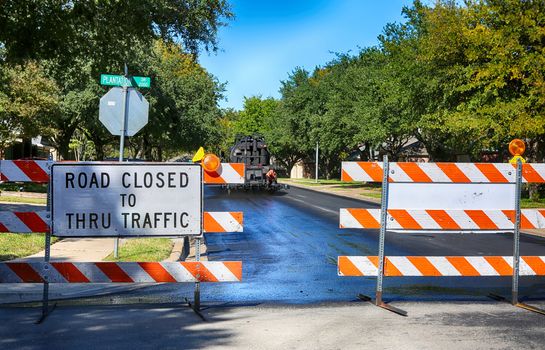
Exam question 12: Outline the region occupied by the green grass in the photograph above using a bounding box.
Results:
[521,198,545,209]
[0,183,47,193]
[0,195,47,205]
[281,177,380,188]
[104,238,174,262]
[360,192,381,199]
[0,233,58,261]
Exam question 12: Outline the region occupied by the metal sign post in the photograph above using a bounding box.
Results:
[193,170,205,312]
[376,155,388,304]
[38,160,54,323]
[99,64,150,257]
[194,237,201,311]
[374,155,406,316]
[512,159,522,305]
[500,158,545,315]
[114,64,130,258]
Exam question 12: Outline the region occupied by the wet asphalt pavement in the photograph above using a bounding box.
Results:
[121,186,545,305]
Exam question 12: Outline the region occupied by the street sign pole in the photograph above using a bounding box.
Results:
[114,63,130,259]
[119,64,129,163]
[99,65,150,258]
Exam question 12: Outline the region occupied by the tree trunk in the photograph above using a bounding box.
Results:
[157,146,163,162]
[54,123,77,160]
[143,134,153,160]
[95,142,105,160]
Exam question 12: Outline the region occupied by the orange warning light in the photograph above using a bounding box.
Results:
[202,153,220,172]
[509,139,526,156]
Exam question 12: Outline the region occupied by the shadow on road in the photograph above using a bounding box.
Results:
[0,303,242,350]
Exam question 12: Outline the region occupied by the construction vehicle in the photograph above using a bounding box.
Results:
[228,135,288,192]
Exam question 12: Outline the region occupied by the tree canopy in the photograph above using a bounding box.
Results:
[0,0,233,160]
[233,0,545,178]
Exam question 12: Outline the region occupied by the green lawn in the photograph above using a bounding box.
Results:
[360,192,381,199]
[521,198,545,209]
[0,183,47,193]
[0,233,57,261]
[280,177,379,188]
[282,177,545,207]
[104,238,174,262]
[0,195,47,205]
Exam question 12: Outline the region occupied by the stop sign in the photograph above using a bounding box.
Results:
[99,87,149,136]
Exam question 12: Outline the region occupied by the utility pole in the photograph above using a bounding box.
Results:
[315,141,319,183]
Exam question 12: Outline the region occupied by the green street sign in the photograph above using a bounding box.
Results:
[100,74,151,88]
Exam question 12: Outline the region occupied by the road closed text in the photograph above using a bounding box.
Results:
[64,171,189,189]
[52,164,202,237]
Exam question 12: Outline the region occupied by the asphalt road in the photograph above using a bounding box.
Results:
[2,302,545,350]
[115,186,545,305]
[2,187,545,350]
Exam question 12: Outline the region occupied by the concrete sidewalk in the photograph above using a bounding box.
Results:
[280,178,545,239]
[18,238,115,262]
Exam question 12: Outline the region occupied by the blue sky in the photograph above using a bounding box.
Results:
[199,1,414,110]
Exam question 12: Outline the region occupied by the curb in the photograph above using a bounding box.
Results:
[279,180,381,205]
[0,284,150,305]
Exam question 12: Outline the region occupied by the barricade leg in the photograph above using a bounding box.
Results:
[38,179,55,324]
[181,236,190,261]
[510,161,545,315]
[194,237,201,312]
[37,231,56,324]
[375,156,406,316]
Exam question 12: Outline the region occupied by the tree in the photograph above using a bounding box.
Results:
[274,68,316,174]
[0,1,233,63]
[127,40,225,161]
[402,0,545,161]
[0,61,60,153]
[234,96,279,136]
[0,0,233,159]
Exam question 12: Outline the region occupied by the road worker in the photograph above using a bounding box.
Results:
[266,167,277,186]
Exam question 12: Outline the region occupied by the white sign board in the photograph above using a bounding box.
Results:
[388,183,515,210]
[51,163,202,237]
[388,182,515,232]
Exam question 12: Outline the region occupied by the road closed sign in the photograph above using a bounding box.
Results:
[51,163,202,237]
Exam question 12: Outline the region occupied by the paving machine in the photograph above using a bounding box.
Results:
[228,135,288,192]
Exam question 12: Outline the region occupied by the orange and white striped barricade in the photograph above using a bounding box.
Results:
[0,211,244,234]
[340,209,545,230]
[1,160,245,185]
[341,161,545,183]
[0,160,245,321]
[203,163,245,184]
[0,160,52,183]
[339,156,544,315]
[0,261,242,283]
[338,256,545,277]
